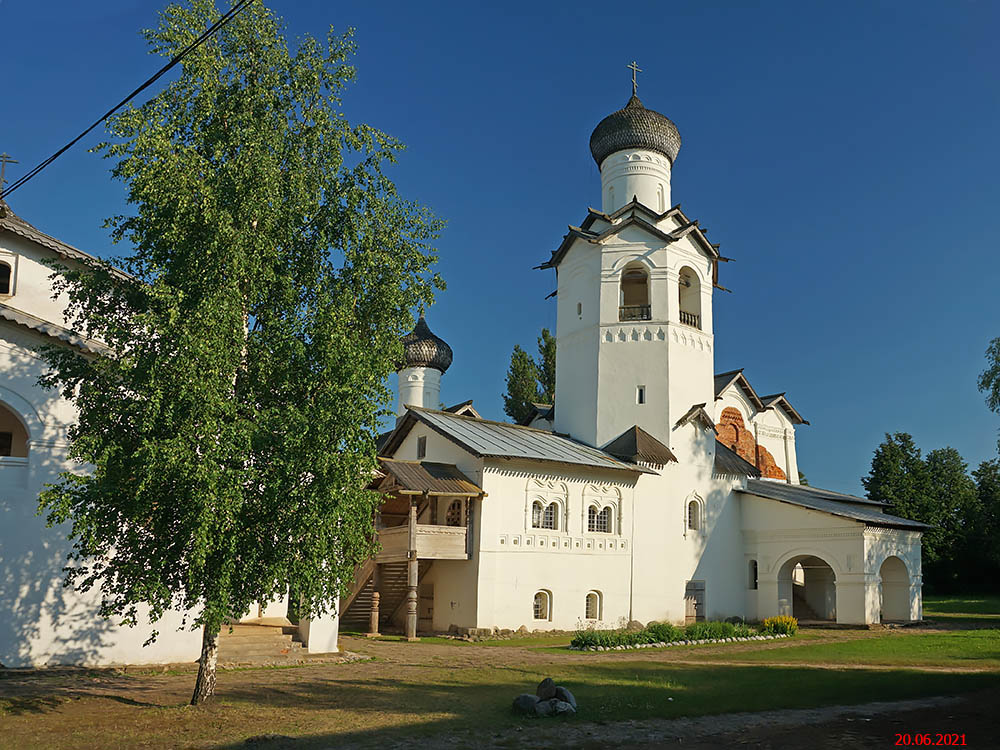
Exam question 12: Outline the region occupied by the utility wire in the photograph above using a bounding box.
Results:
[0,0,254,201]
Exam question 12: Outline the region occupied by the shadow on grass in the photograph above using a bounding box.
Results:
[208,663,998,750]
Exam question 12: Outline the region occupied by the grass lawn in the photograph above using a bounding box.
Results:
[691,628,1000,669]
[2,595,997,749]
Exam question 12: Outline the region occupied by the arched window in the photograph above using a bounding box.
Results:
[533,590,551,621]
[0,403,29,457]
[687,500,701,531]
[588,505,612,533]
[619,262,650,321]
[749,560,758,590]
[445,499,463,527]
[532,500,558,530]
[678,266,701,329]
[585,591,602,620]
[0,261,10,295]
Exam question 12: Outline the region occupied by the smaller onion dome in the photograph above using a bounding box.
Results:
[589,94,682,168]
[399,314,453,373]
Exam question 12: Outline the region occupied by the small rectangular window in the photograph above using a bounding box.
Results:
[0,262,11,295]
[416,435,427,460]
[0,432,12,456]
[636,386,646,405]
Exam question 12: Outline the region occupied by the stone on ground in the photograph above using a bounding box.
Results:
[536,677,557,700]
[554,686,577,709]
[513,693,540,714]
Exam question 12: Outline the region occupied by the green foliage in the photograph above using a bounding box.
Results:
[536,328,556,404]
[762,616,798,635]
[972,459,1000,573]
[37,0,441,695]
[863,434,986,589]
[501,345,539,424]
[502,327,556,423]
[979,336,1000,450]
[571,620,768,648]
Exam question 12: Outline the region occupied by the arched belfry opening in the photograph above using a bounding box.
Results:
[777,554,836,622]
[678,266,701,329]
[0,402,30,457]
[619,262,650,321]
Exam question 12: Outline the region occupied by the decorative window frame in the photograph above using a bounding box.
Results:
[525,478,569,533]
[684,491,705,537]
[582,483,622,536]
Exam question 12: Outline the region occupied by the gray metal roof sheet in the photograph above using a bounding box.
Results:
[408,407,646,473]
[376,459,482,496]
[714,440,761,477]
[740,479,927,530]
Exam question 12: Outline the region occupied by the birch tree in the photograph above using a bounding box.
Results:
[38,0,442,704]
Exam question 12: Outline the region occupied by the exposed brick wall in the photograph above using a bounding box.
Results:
[716,407,786,480]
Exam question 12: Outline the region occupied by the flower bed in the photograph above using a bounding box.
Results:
[570,618,796,651]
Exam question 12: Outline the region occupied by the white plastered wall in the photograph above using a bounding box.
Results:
[0,323,202,667]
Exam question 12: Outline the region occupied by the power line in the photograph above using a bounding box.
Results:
[0,0,254,201]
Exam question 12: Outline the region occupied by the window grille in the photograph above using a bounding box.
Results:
[687,500,700,531]
[533,591,549,620]
[588,505,611,533]
[585,592,600,620]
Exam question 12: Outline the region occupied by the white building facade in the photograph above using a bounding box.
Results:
[352,90,925,636]
[1,85,925,665]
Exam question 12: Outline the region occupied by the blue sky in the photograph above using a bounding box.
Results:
[2,1,998,494]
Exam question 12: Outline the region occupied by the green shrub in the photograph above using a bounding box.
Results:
[684,621,736,640]
[645,622,684,643]
[571,619,772,649]
[762,615,798,635]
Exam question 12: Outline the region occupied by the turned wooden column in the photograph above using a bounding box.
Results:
[405,498,420,641]
[366,564,381,637]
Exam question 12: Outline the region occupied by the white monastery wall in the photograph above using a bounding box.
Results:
[554,251,601,443]
[752,407,799,484]
[0,324,202,667]
[472,461,636,630]
[0,233,78,326]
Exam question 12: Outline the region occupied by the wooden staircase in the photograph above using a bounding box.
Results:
[339,560,431,632]
[217,619,305,663]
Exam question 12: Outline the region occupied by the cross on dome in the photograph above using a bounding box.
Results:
[627,61,642,95]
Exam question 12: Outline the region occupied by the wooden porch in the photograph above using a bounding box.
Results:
[340,458,485,640]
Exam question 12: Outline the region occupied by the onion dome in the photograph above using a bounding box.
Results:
[589,94,681,168]
[399,314,453,373]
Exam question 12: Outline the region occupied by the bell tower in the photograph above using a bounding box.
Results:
[547,69,716,450]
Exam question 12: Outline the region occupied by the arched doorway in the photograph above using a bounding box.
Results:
[778,554,836,622]
[879,556,910,622]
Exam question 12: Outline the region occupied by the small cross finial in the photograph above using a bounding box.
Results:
[627,61,642,96]
[0,153,19,194]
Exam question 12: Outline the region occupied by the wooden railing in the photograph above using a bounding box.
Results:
[680,310,701,329]
[376,524,468,562]
[619,304,651,321]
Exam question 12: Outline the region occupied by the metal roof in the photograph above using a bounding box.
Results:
[714,440,761,478]
[590,93,681,167]
[603,425,677,466]
[375,459,482,496]
[399,315,453,373]
[740,479,927,530]
[383,406,648,474]
[759,393,809,425]
[0,302,108,354]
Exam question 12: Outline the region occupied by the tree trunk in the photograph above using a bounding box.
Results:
[191,623,220,705]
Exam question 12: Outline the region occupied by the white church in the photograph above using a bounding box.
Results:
[0,82,924,667]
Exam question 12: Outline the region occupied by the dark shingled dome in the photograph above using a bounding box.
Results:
[589,94,681,167]
[399,315,453,373]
